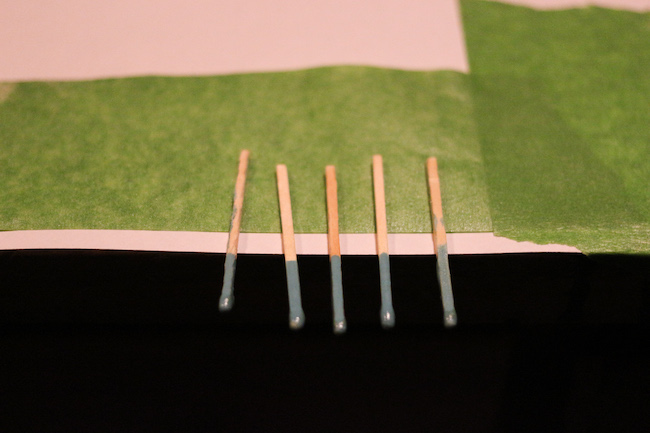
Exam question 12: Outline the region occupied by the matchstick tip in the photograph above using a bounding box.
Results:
[380,308,395,329]
[218,295,234,312]
[444,310,457,328]
[427,157,439,172]
[289,313,305,330]
[333,319,347,334]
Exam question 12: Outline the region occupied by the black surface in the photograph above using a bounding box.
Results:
[2,251,649,432]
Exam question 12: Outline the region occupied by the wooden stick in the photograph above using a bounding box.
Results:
[276,164,305,330]
[219,149,249,311]
[426,157,457,328]
[326,165,346,334]
[372,155,395,328]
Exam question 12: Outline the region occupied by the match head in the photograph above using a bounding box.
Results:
[380,308,395,329]
[333,319,347,334]
[289,313,305,330]
[218,295,234,312]
[444,310,457,328]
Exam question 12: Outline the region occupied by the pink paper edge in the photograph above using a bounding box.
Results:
[0,0,468,81]
[0,230,581,255]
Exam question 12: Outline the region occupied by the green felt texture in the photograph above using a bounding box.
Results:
[0,68,492,234]
[462,1,650,254]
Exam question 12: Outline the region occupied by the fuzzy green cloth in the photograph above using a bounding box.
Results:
[0,69,491,234]
[462,1,650,254]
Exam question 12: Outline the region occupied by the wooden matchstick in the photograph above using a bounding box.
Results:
[426,157,457,328]
[276,164,305,330]
[219,149,250,311]
[326,165,346,334]
[372,155,395,328]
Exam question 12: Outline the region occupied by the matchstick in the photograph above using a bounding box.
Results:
[219,149,250,311]
[276,164,305,330]
[372,155,395,328]
[426,157,457,328]
[326,165,346,334]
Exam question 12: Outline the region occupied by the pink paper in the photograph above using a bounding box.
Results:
[0,0,468,81]
[0,230,580,255]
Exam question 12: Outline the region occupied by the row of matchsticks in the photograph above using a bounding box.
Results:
[218,150,457,334]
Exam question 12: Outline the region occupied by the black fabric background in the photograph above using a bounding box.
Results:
[2,251,649,432]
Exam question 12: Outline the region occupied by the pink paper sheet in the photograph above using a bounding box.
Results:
[0,0,468,81]
[0,231,580,255]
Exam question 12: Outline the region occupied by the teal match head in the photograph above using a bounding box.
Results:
[289,313,305,330]
[380,308,395,329]
[444,310,457,328]
[218,295,234,312]
[333,319,347,334]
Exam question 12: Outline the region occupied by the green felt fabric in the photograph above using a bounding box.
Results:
[0,68,491,234]
[462,1,650,254]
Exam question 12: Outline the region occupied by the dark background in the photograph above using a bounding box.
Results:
[2,250,649,432]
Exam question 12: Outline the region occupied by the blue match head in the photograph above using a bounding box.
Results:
[218,295,234,312]
[444,310,457,328]
[380,308,395,329]
[333,319,347,334]
[289,313,305,330]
